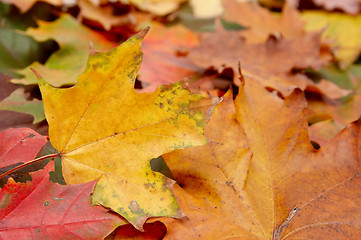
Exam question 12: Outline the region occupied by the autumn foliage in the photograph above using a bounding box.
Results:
[1,0,361,239]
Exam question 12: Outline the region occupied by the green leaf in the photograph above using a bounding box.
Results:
[0,88,45,123]
[0,2,55,77]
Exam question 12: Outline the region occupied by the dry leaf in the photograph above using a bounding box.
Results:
[188,22,341,98]
[159,78,361,239]
[222,0,305,44]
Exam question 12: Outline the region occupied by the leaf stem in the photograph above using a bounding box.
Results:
[0,153,60,180]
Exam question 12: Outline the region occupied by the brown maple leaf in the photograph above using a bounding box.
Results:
[157,78,361,239]
[222,0,306,44]
[187,21,348,99]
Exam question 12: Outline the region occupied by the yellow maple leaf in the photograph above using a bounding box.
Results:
[36,28,220,230]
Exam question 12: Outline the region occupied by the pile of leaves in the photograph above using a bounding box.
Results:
[1,0,361,239]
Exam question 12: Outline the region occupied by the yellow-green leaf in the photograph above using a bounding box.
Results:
[301,11,361,69]
[11,14,116,87]
[0,88,45,123]
[37,28,220,230]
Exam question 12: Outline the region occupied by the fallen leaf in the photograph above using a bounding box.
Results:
[11,14,117,87]
[0,162,124,239]
[301,11,361,69]
[37,28,220,230]
[78,0,135,31]
[0,88,45,124]
[139,22,202,92]
[222,0,305,44]
[0,128,47,169]
[160,78,361,239]
[1,0,61,13]
[188,22,341,98]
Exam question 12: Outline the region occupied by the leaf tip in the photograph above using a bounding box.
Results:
[136,26,150,40]
[30,68,47,86]
[30,68,42,80]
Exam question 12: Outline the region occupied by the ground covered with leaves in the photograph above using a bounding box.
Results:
[1,0,361,239]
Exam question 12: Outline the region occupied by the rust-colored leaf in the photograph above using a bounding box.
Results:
[222,0,305,44]
[159,79,361,239]
[139,22,202,92]
[187,22,343,98]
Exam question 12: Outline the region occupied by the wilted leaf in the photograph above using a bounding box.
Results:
[0,162,124,239]
[0,128,46,169]
[301,11,361,69]
[11,14,117,87]
[139,22,202,92]
[160,79,361,239]
[37,29,220,230]
[0,88,45,123]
